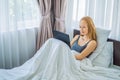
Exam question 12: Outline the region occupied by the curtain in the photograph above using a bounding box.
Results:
[36,0,53,50]
[65,0,86,40]
[85,0,120,41]
[0,0,39,69]
[110,0,120,41]
[36,0,67,50]
[53,0,67,32]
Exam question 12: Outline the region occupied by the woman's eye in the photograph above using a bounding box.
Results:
[83,26,86,28]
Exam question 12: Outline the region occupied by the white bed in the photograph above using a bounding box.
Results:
[0,28,120,80]
[0,38,120,80]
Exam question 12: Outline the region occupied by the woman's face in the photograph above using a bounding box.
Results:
[79,20,88,36]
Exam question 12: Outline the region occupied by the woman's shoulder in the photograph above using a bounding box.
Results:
[88,40,97,46]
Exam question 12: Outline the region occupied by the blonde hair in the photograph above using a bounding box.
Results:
[80,16,97,41]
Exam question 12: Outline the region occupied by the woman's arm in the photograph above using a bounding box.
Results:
[70,35,79,46]
[75,40,97,60]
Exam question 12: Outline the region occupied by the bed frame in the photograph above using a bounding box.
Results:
[73,29,120,66]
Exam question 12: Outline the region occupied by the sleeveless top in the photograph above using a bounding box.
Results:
[71,36,91,56]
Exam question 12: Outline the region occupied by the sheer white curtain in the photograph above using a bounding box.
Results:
[0,0,40,69]
[85,0,120,41]
[65,0,86,40]
[66,0,120,41]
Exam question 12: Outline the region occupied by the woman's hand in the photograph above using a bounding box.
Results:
[75,40,97,60]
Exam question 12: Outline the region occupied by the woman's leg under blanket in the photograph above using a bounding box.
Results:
[0,38,80,80]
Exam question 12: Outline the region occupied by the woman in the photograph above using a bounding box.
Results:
[71,16,97,60]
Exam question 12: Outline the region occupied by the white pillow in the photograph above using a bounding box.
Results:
[92,42,113,67]
[89,27,110,61]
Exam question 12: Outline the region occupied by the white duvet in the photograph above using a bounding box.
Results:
[0,38,120,80]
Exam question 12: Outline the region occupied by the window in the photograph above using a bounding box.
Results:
[0,0,40,32]
[71,0,86,29]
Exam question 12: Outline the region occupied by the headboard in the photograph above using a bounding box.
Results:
[73,29,120,66]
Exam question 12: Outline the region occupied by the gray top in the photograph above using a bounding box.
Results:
[71,36,91,56]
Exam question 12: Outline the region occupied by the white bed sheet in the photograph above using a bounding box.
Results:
[0,38,120,80]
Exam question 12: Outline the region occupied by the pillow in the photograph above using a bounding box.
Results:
[92,42,113,67]
[89,28,111,61]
